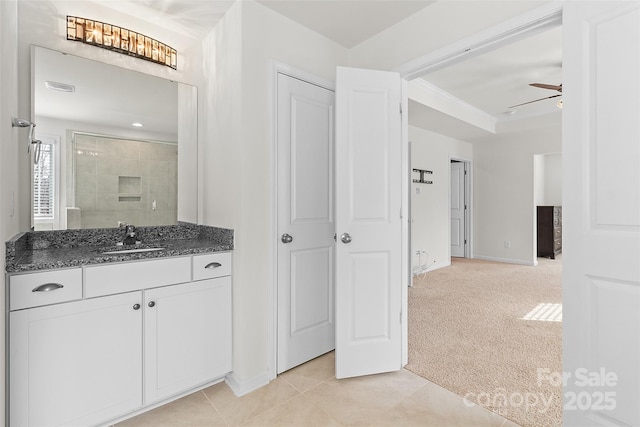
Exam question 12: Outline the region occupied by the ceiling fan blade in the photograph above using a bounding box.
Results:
[508,94,562,109]
[530,83,562,92]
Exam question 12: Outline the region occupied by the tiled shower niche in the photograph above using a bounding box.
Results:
[71,133,177,229]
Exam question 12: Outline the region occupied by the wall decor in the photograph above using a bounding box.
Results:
[412,168,433,184]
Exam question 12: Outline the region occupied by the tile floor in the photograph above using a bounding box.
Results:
[117,352,519,426]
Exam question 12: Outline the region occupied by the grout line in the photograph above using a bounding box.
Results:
[200,389,230,427]
[238,392,303,426]
[298,392,346,427]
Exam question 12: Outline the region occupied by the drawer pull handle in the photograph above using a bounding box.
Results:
[148,301,156,308]
[204,262,222,269]
[32,283,64,293]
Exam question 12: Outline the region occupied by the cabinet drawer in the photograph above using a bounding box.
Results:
[10,269,82,311]
[554,227,562,239]
[554,238,562,251]
[85,257,191,298]
[193,252,232,281]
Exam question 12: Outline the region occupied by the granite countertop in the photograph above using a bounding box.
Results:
[5,223,234,273]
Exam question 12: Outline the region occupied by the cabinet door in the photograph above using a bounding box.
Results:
[10,292,143,427]
[144,277,232,404]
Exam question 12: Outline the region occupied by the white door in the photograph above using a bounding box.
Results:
[144,277,232,404]
[335,66,404,379]
[277,73,335,373]
[10,292,142,427]
[563,2,640,426]
[450,161,465,258]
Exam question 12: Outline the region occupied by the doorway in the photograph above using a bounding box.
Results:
[450,159,470,258]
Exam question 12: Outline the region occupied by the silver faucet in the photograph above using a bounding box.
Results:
[122,224,137,245]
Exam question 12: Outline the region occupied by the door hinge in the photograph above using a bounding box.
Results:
[400,103,403,115]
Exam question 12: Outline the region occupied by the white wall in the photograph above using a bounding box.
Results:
[543,152,562,206]
[0,0,19,421]
[196,0,349,392]
[409,125,472,273]
[534,154,545,206]
[534,152,562,207]
[473,114,562,265]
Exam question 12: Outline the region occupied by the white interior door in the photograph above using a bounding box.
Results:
[335,66,404,379]
[563,2,640,426]
[277,72,335,374]
[450,161,465,258]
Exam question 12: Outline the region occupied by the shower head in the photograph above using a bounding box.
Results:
[11,117,34,128]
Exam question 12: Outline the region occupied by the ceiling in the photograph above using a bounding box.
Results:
[84,0,236,50]
[84,0,434,50]
[253,0,562,141]
[50,0,562,143]
[421,26,562,117]
[256,0,435,48]
[411,25,562,141]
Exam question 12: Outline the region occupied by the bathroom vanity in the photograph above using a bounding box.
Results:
[5,223,233,426]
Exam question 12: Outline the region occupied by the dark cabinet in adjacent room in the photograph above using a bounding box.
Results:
[537,206,562,259]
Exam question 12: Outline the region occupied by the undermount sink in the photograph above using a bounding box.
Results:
[101,247,165,255]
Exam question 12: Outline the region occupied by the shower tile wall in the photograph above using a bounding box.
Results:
[73,134,177,229]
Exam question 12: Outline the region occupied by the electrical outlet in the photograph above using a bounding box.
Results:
[504,240,511,248]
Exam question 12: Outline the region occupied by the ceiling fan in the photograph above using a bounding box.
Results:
[508,83,562,108]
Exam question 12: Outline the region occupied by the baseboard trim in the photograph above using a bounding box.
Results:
[225,371,271,397]
[412,260,450,276]
[473,255,536,266]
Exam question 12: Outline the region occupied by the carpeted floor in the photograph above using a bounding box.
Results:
[406,257,562,427]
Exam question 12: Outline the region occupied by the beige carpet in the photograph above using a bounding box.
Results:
[406,257,562,427]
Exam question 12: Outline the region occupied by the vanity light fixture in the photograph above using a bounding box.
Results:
[556,99,563,109]
[66,16,177,70]
[131,122,144,127]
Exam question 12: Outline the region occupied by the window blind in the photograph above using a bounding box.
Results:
[33,142,55,218]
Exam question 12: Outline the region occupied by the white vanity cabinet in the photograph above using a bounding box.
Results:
[10,291,143,427]
[8,251,232,427]
[144,276,232,404]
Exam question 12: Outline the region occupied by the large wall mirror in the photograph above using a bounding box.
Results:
[31,45,197,230]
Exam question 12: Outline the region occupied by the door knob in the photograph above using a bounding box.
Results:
[281,233,293,244]
[340,233,352,244]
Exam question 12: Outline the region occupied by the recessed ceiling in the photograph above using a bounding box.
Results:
[419,25,562,118]
[257,0,435,48]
